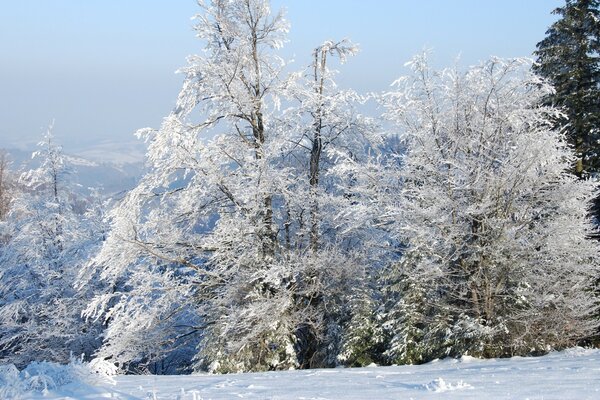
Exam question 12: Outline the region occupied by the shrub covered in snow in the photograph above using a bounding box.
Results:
[0,356,117,398]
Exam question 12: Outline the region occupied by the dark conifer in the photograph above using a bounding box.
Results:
[534,0,600,176]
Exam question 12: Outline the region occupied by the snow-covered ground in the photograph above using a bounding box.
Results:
[7,348,600,399]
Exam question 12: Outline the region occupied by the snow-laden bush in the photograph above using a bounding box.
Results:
[0,356,117,398]
[0,364,23,399]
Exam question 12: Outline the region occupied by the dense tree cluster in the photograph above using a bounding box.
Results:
[0,0,599,374]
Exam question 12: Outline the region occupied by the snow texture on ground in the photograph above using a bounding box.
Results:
[10,348,600,399]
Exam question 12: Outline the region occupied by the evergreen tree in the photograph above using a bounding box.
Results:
[534,0,600,176]
[337,284,385,367]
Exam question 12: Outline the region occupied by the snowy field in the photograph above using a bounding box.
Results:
[4,348,598,400]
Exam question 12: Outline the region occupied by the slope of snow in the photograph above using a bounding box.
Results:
[12,348,600,399]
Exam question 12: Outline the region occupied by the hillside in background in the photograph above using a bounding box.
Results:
[2,142,145,197]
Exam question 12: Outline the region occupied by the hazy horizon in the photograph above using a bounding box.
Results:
[0,0,562,156]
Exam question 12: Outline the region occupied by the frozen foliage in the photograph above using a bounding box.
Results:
[4,0,594,375]
[79,0,600,373]
[86,0,378,373]
[0,356,115,398]
[336,289,386,367]
[378,54,600,362]
[86,0,295,373]
[0,128,103,367]
[278,38,383,368]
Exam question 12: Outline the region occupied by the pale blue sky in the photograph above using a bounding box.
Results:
[0,1,562,154]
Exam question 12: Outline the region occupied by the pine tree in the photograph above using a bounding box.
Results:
[337,284,385,367]
[381,268,430,365]
[534,0,600,176]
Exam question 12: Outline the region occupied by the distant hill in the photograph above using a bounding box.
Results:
[2,145,145,197]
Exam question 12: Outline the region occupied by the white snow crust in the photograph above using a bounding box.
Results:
[3,348,599,399]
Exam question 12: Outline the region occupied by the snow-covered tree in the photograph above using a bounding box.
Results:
[279,39,384,368]
[379,55,600,362]
[87,0,384,372]
[0,150,14,222]
[0,129,103,367]
[336,284,385,367]
[86,0,298,373]
[534,0,600,177]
